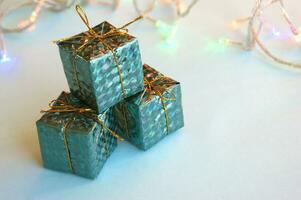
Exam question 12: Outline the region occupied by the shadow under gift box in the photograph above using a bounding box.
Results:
[111,64,184,150]
[57,21,144,114]
[36,92,117,179]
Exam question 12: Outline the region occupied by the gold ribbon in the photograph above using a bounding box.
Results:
[41,97,122,174]
[56,5,143,99]
[139,76,177,134]
[120,102,130,138]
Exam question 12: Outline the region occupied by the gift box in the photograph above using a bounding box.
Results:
[36,92,118,179]
[56,18,144,113]
[112,64,184,150]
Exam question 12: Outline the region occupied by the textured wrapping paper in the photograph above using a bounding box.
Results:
[112,64,184,150]
[36,92,117,179]
[57,21,144,113]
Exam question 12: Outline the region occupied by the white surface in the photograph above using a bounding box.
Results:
[1,1,301,199]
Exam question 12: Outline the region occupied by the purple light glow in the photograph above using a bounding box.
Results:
[0,53,11,63]
[0,52,16,73]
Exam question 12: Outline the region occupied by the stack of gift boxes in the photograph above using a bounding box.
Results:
[36,11,184,179]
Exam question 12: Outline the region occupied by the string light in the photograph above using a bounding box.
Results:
[0,0,120,65]
[219,38,231,46]
[0,54,10,63]
[0,0,197,63]
[0,29,15,71]
[204,38,229,54]
[0,0,122,34]
[226,0,301,69]
[86,0,120,9]
[40,0,76,11]
[155,20,177,40]
[133,0,198,42]
[294,28,301,43]
[0,31,13,66]
[231,20,239,29]
[174,0,198,17]
[0,0,9,64]
[0,0,198,36]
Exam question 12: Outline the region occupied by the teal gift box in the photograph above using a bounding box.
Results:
[36,92,118,179]
[56,19,144,113]
[112,64,184,150]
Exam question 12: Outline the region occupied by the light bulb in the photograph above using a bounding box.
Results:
[0,52,11,63]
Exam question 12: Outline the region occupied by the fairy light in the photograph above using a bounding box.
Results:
[0,0,198,35]
[0,1,41,33]
[0,0,197,37]
[1,0,117,33]
[231,20,240,29]
[0,35,12,66]
[177,3,186,14]
[292,27,301,42]
[218,38,231,45]
[0,32,14,71]
[203,38,230,54]
[0,0,198,63]
[85,0,120,9]
[0,0,9,64]
[0,52,10,63]
[133,0,198,42]
[155,20,177,39]
[271,26,280,37]
[0,0,78,65]
[42,0,76,11]
[175,0,198,17]
[226,0,301,69]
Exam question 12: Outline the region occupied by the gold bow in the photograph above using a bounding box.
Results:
[139,76,177,133]
[56,5,143,99]
[41,96,122,173]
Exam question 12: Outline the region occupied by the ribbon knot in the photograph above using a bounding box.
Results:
[41,99,94,114]
[140,75,177,133]
[73,4,143,56]
[56,5,143,99]
[41,94,123,174]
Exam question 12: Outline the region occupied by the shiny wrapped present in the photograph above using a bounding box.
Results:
[56,6,144,113]
[36,92,120,179]
[112,64,184,150]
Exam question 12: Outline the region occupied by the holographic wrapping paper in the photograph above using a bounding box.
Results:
[112,64,184,150]
[36,92,117,179]
[57,21,144,114]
